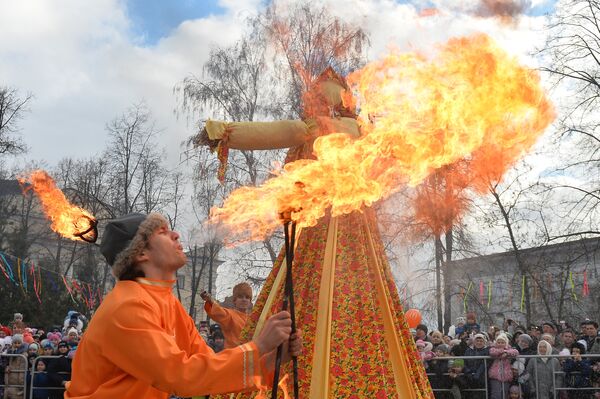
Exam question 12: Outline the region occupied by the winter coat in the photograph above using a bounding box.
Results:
[451,340,469,357]
[4,345,28,399]
[518,346,536,367]
[563,359,592,388]
[526,357,562,399]
[464,346,490,387]
[46,355,71,399]
[464,322,481,334]
[428,358,452,390]
[31,371,51,399]
[489,345,519,382]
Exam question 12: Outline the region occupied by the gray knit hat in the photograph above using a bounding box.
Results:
[100,213,168,279]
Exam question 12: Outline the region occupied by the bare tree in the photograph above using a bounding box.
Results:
[176,23,285,275]
[176,2,370,287]
[261,1,369,117]
[538,0,600,238]
[105,102,172,216]
[0,86,31,156]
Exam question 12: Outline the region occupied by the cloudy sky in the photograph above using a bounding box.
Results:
[1,0,557,170]
[0,0,561,299]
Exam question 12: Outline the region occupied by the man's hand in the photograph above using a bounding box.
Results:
[254,311,292,355]
[200,291,213,304]
[260,331,303,373]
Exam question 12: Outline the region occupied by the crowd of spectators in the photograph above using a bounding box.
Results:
[4,306,600,399]
[0,311,82,399]
[415,312,600,399]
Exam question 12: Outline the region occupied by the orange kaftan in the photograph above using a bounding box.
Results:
[205,302,248,348]
[66,278,267,399]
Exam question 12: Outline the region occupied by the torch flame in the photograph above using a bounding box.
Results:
[210,33,555,245]
[19,170,98,242]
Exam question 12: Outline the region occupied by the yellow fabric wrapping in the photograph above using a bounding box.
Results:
[205,120,311,150]
[251,228,302,340]
[251,259,288,339]
[362,213,416,399]
[313,116,361,138]
[308,217,338,399]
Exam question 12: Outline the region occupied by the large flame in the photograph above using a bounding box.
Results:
[210,34,554,245]
[19,170,97,242]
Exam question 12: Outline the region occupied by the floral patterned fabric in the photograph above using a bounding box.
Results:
[222,209,432,399]
[209,73,433,399]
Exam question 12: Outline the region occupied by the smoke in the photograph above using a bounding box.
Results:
[425,0,532,24]
[475,0,532,22]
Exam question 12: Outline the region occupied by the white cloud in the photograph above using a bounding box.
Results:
[0,0,551,167]
[0,0,249,167]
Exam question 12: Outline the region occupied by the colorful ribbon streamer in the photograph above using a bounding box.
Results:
[479,281,484,303]
[520,275,525,313]
[583,270,590,297]
[464,281,473,313]
[487,280,492,309]
[0,253,15,283]
[570,271,578,302]
[62,275,77,303]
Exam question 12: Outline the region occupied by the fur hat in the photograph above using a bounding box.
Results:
[47,332,61,342]
[517,334,533,345]
[12,334,23,343]
[455,317,466,325]
[13,313,23,320]
[66,327,78,336]
[28,343,39,351]
[542,321,557,331]
[436,344,450,354]
[575,340,587,353]
[495,333,509,344]
[423,341,434,352]
[57,341,69,349]
[473,333,487,342]
[232,282,252,299]
[100,213,169,279]
[416,339,426,348]
[511,359,525,373]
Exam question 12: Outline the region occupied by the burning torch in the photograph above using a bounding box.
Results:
[19,170,98,243]
[272,209,299,399]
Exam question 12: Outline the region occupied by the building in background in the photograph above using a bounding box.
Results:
[176,246,224,322]
[446,237,600,329]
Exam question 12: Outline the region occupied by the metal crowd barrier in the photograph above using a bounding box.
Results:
[0,354,70,399]
[0,353,28,399]
[28,355,71,399]
[425,353,600,399]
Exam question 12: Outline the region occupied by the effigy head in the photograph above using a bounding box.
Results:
[303,66,356,118]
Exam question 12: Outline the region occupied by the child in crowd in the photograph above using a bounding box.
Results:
[511,360,530,399]
[417,339,435,369]
[464,312,481,334]
[201,282,253,348]
[4,334,28,399]
[564,342,592,399]
[489,333,519,399]
[428,344,453,399]
[31,358,51,399]
[509,385,522,399]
